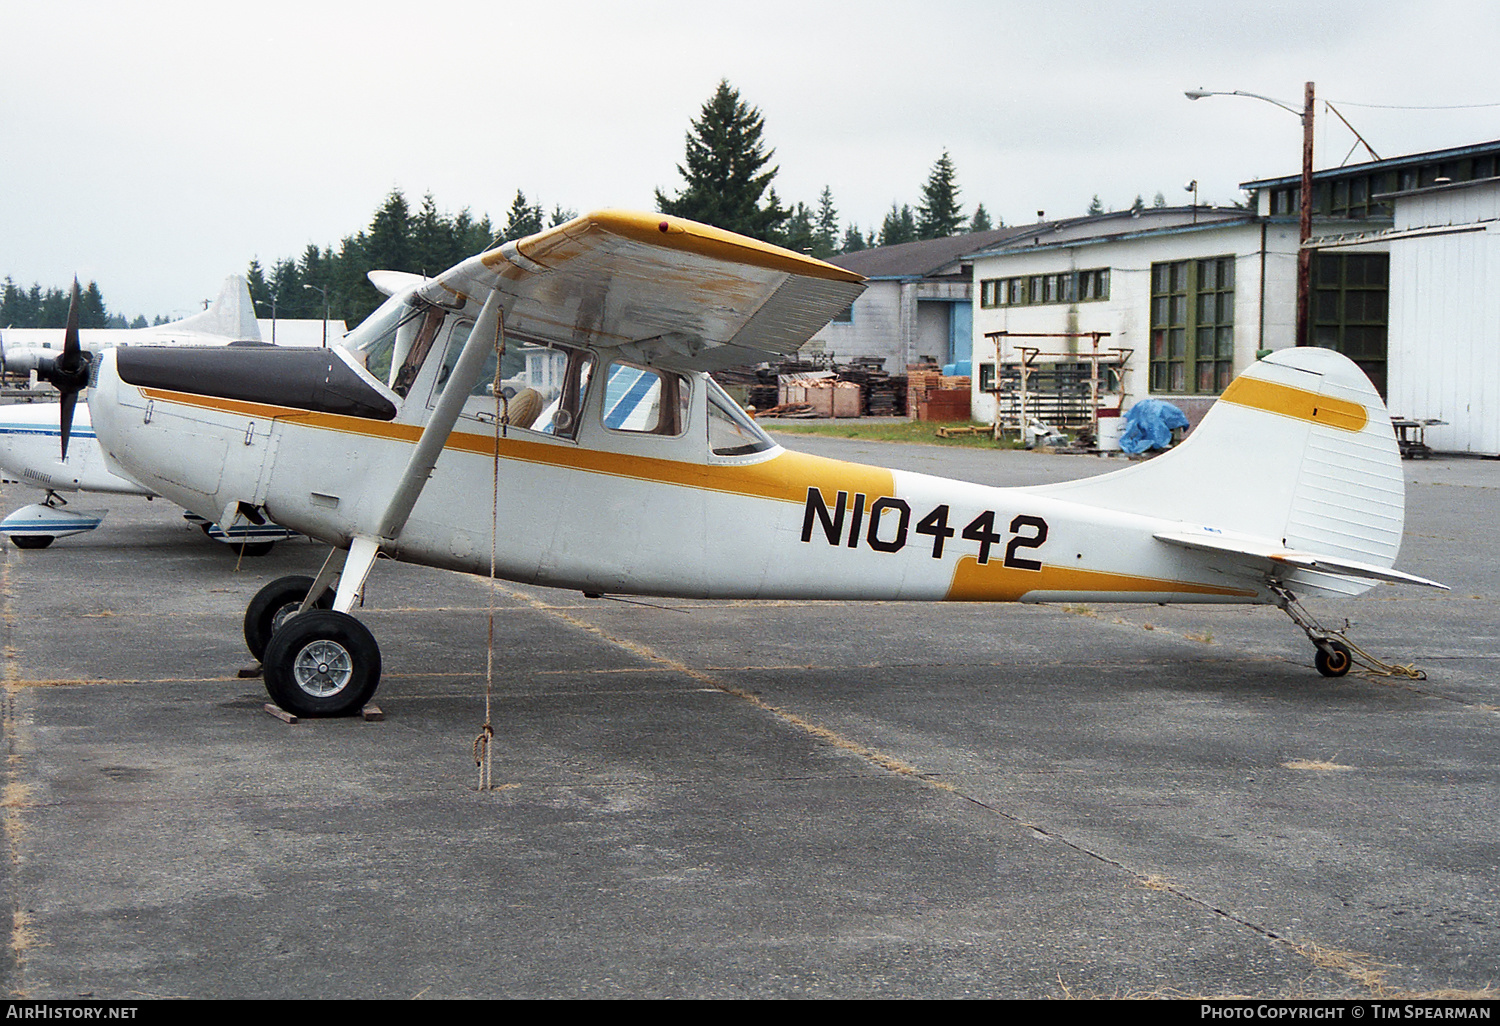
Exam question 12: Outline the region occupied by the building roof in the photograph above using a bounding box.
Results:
[964,206,1256,259]
[829,226,1034,280]
[1241,138,1500,190]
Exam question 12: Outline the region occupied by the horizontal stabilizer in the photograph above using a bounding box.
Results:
[1155,530,1448,590]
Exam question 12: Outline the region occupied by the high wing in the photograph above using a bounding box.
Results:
[412,210,866,373]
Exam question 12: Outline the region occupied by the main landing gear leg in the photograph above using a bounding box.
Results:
[254,536,386,717]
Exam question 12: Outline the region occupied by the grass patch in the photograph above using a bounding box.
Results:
[763,420,1026,449]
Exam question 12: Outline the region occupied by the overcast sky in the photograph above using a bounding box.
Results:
[3,0,1497,320]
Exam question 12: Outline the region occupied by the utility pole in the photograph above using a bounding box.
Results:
[1296,81,1315,350]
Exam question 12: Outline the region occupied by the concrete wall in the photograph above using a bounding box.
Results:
[809,280,903,367]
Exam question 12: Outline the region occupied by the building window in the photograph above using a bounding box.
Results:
[1269,150,1500,221]
[1150,256,1235,394]
[977,269,1109,308]
[1309,252,1388,396]
[832,300,853,323]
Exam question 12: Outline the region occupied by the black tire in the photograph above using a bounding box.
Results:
[10,535,53,550]
[232,541,275,558]
[1315,641,1352,678]
[262,610,381,718]
[244,575,333,661]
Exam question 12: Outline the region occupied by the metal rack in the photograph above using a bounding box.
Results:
[982,331,1133,442]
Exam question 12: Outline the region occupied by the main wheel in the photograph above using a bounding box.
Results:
[262,610,381,718]
[232,541,275,558]
[1315,641,1352,678]
[244,575,333,661]
[10,535,53,550]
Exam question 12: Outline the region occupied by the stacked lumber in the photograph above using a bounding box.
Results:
[838,357,905,417]
[908,366,974,422]
[779,377,862,418]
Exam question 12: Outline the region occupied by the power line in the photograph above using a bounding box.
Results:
[1326,99,1500,110]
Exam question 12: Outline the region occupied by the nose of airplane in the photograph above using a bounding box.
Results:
[87,348,127,464]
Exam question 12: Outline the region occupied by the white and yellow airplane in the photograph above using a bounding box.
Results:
[79,211,1444,717]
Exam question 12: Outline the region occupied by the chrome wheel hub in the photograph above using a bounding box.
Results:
[291,639,353,697]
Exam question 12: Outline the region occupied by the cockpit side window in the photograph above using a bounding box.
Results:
[428,326,594,441]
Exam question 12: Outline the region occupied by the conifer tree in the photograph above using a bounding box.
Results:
[812,186,839,259]
[969,204,993,232]
[500,190,544,242]
[880,203,918,247]
[366,190,412,272]
[655,80,785,241]
[780,201,817,255]
[917,151,964,239]
[840,225,867,253]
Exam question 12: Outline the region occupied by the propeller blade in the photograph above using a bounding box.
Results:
[64,278,81,358]
[59,389,78,463]
[45,278,93,460]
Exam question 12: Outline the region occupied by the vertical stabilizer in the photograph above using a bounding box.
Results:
[162,276,262,341]
[1030,348,1405,570]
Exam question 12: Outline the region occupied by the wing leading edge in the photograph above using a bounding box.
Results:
[415,211,865,372]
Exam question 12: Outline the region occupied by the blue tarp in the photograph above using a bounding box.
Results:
[1119,399,1189,454]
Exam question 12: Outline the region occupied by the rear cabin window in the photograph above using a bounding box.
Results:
[602,362,689,436]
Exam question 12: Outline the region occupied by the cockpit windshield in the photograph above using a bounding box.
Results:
[707,378,776,456]
[340,291,431,392]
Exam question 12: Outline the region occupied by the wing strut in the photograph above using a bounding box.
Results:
[377,290,502,541]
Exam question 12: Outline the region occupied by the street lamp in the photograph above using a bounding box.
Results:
[255,296,277,346]
[302,283,330,348]
[1186,82,1316,349]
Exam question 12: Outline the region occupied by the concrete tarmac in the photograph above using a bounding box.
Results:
[0,437,1495,999]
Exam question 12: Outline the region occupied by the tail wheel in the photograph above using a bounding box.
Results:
[263,610,381,718]
[1315,641,1352,678]
[244,575,333,661]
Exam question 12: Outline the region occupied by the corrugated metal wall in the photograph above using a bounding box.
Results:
[1388,181,1500,454]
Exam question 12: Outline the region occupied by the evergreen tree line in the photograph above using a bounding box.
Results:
[0,277,146,330]
[246,189,579,330]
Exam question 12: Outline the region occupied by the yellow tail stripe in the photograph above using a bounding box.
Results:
[1219,375,1368,432]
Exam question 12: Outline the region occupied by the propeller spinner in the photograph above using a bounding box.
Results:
[35,279,94,461]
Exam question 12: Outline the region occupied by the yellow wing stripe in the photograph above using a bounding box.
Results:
[137,387,893,505]
[481,211,865,284]
[946,556,1256,601]
[1218,375,1368,432]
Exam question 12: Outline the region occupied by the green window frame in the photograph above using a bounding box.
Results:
[977,269,1110,308]
[1150,256,1235,394]
[1309,252,1388,396]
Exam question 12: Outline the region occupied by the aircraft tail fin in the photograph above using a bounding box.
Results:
[1031,347,1423,596]
[161,276,261,341]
